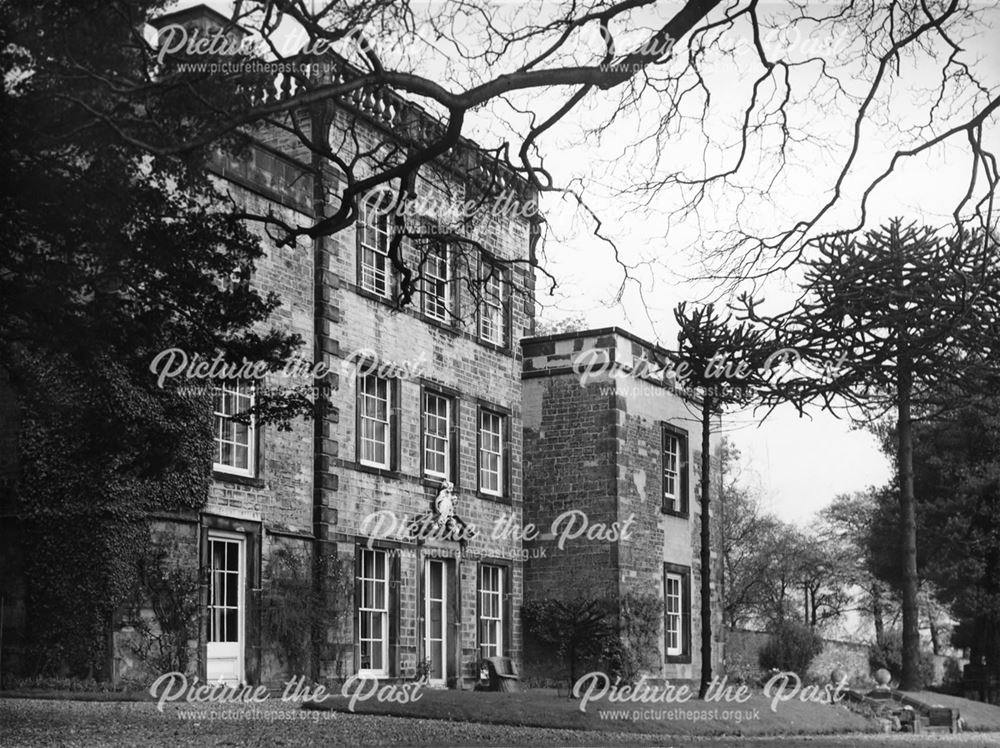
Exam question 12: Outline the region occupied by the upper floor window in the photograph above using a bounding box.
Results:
[478,263,507,347]
[358,374,392,469]
[662,425,689,515]
[422,391,453,480]
[422,243,451,323]
[214,381,255,477]
[358,197,391,298]
[479,408,505,497]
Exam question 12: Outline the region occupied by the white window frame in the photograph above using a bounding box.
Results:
[479,565,504,659]
[663,432,680,511]
[422,242,451,323]
[423,391,451,479]
[478,265,506,346]
[213,381,255,477]
[359,374,391,469]
[358,547,389,677]
[359,197,391,298]
[665,572,683,656]
[479,410,504,496]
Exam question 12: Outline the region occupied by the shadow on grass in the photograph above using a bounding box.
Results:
[304,688,877,737]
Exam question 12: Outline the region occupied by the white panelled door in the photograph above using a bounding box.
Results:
[206,532,245,684]
[423,559,448,685]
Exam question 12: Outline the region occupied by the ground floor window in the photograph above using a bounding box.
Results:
[478,564,504,659]
[663,562,692,663]
[358,547,389,676]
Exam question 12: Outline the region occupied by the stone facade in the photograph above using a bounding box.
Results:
[521,328,724,684]
[178,108,536,686]
[0,5,537,689]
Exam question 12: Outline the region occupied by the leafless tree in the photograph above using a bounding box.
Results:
[34,0,998,302]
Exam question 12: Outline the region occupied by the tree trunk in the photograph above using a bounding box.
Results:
[698,399,713,699]
[718,442,727,637]
[928,611,940,656]
[897,369,921,690]
[872,584,886,647]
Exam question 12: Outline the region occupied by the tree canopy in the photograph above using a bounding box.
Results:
[1,1,313,676]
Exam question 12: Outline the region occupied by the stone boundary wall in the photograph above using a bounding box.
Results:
[726,628,870,683]
[725,629,967,687]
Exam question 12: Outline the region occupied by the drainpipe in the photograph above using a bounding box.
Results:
[455,554,463,690]
[309,101,336,684]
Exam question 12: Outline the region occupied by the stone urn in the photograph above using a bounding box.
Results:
[874,668,892,688]
[830,668,847,686]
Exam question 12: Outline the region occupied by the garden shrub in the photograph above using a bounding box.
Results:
[605,592,663,683]
[522,596,616,687]
[868,630,936,685]
[523,592,663,689]
[759,620,824,674]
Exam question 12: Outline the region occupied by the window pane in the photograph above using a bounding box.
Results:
[424,246,450,321]
[664,432,680,503]
[212,570,225,606]
[214,383,254,474]
[210,607,223,642]
[359,376,391,468]
[225,572,238,607]
[357,549,389,673]
[665,573,684,654]
[423,394,450,477]
[479,268,505,344]
[359,201,391,297]
[219,415,234,443]
[211,542,225,572]
[478,565,503,657]
[480,412,503,494]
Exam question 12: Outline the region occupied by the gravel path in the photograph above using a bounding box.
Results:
[4,698,1000,747]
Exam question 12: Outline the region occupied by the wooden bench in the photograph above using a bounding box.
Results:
[482,656,520,692]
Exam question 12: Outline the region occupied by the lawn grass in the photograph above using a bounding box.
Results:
[305,687,876,737]
[0,689,154,702]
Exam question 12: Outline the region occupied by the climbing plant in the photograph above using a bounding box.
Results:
[123,548,202,678]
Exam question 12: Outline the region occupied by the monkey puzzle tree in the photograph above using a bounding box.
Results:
[740,219,1000,690]
[672,301,778,697]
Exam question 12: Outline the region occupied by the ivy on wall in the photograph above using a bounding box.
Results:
[13,348,212,678]
[262,546,356,681]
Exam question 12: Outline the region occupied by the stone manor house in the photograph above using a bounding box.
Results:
[0,4,721,689]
